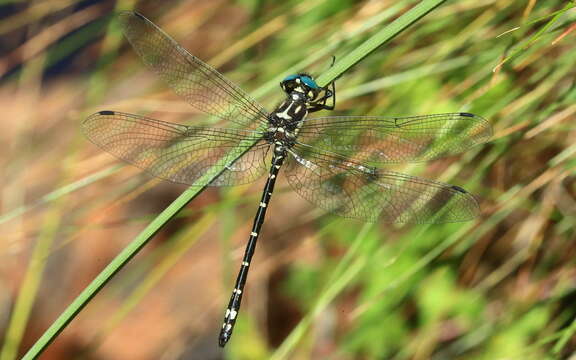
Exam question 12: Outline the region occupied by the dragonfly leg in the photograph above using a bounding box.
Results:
[308,81,336,112]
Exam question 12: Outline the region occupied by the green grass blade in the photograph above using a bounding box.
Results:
[492,1,575,72]
[20,187,202,360]
[21,144,252,360]
[0,205,63,360]
[0,165,121,225]
[89,212,216,345]
[316,0,447,87]
[270,224,373,360]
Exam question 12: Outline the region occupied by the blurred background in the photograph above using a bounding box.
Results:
[1,0,575,359]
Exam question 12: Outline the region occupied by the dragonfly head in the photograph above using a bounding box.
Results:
[280,73,321,102]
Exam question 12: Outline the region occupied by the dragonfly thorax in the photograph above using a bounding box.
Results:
[270,94,309,123]
[266,93,309,148]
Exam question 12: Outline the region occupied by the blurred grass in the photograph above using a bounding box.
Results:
[1,0,575,359]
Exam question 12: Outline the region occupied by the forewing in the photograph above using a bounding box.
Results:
[118,11,269,129]
[285,146,480,223]
[297,113,491,164]
[82,111,269,186]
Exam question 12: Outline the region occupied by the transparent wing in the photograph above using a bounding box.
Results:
[296,113,492,164]
[118,11,269,129]
[285,145,480,223]
[82,111,269,186]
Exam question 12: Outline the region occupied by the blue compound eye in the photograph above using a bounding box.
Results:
[282,74,298,82]
[300,75,319,89]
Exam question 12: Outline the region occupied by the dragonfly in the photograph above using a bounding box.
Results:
[82,11,492,347]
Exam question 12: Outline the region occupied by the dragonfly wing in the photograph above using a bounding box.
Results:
[285,145,480,223]
[83,111,269,186]
[297,113,491,164]
[118,11,269,129]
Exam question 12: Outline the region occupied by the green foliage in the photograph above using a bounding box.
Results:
[1,0,575,359]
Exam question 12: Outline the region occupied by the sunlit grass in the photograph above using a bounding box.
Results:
[0,0,575,359]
